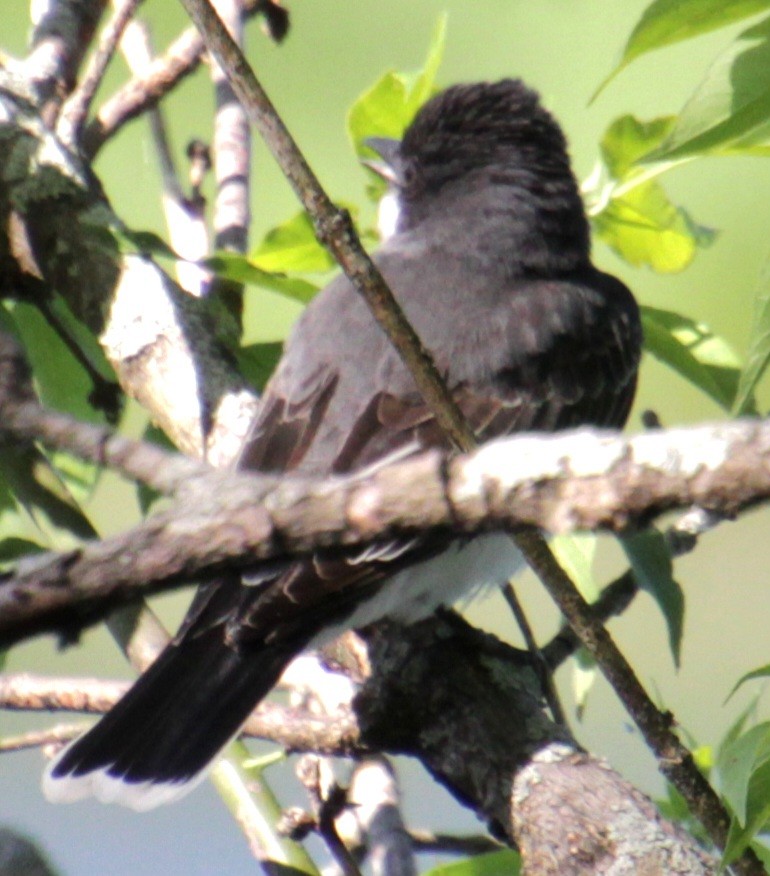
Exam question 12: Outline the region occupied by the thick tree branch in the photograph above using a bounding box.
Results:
[22,0,107,115]
[0,78,259,465]
[2,416,770,646]
[356,617,717,874]
[0,610,718,874]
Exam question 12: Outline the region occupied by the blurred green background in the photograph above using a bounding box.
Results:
[4,1,770,873]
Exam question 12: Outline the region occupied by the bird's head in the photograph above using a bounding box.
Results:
[365,79,589,267]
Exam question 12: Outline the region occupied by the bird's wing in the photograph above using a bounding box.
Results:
[177,264,640,648]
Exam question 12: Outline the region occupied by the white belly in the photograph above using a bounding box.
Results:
[312,533,523,645]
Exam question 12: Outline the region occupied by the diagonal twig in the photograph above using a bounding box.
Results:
[176,5,761,869]
[57,0,144,146]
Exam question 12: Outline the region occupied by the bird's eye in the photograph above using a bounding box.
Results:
[401,161,420,189]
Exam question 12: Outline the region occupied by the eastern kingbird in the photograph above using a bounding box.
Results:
[44,79,641,809]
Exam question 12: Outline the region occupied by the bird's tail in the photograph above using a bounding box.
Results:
[42,628,304,811]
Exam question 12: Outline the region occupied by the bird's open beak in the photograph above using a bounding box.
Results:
[362,137,403,185]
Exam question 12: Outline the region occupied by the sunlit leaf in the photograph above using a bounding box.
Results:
[205,253,320,304]
[621,530,684,667]
[596,0,770,94]
[600,114,678,177]
[650,16,770,161]
[640,306,747,411]
[551,534,599,601]
[250,211,335,274]
[403,14,448,117]
[593,179,716,273]
[348,16,447,155]
[349,73,409,158]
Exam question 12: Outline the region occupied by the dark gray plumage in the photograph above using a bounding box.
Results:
[44,79,641,809]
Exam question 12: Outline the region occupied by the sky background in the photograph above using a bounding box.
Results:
[4,1,770,873]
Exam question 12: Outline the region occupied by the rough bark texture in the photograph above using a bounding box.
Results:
[0,76,258,465]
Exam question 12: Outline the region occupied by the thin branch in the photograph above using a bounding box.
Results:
[542,570,638,669]
[347,758,416,876]
[118,19,213,296]
[82,0,278,158]
[543,506,726,669]
[208,0,251,330]
[297,757,363,876]
[178,0,476,455]
[501,582,566,726]
[119,18,184,198]
[83,24,204,157]
[522,538,752,871]
[1,394,208,496]
[0,723,87,753]
[211,0,251,255]
[0,672,365,755]
[406,831,500,858]
[56,0,143,146]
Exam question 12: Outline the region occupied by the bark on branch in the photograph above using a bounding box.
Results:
[1,412,769,646]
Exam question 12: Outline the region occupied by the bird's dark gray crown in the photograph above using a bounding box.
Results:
[396,79,590,273]
[401,79,571,187]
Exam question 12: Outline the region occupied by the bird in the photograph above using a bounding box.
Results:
[43,78,641,810]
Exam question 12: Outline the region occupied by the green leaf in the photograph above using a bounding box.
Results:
[9,300,115,425]
[640,306,747,411]
[620,530,684,667]
[403,14,448,117]
[82,219,178,261]
[250,211,335,274]
[8,300,119,499]
[349,72,410,158]
[650,16,770,161]
[121,228,178,260]
[734,263,770,414]
[348,16,447,156]
[719,700,762,771]
[205,253,320,304]
[422,850,521,876]
[719,722,770,824]
[0,536,46,564]
[551,533,599,601]
[727,665,770,701]
[0,440,95,552]
[600,114,678,178]
[237,342,284,393]
[596,0,770,94]
[750,841,770,868]
[593,179,716,273]
[720,728,770,865]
